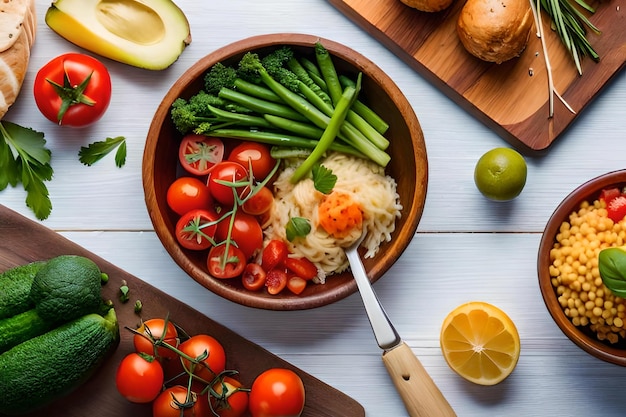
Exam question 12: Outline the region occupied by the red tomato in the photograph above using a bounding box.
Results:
[208,161,249,206]
[284,257,318,280]
[600,188,622,204]
[261,240,289,271]
[607,195,626,223]
[115,352,164,403]
[208,244,247,279]
[153,386,210,417]
[210,376,249,417]
[216,211,264,260]
[33,53,111,127]
[286,276,307,295]
[248,368,305,417]
[176,209,219,251]
[133,318,179,360]
[242,185,274,215]
[265,269,288,295]
[178,334,226,383]
[179,134,225,176]
[167,177,213,216]
[228,142,276,180]
[242,263,267,291]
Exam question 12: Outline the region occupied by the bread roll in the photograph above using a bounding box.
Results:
[0,0,36,120]
[400,0,454,12]
[456,0,533,64]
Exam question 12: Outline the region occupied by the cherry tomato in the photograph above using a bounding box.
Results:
[228,142,275,180]
[242,263,267,291]
[153,386,210,417]
[176,209,219,251]
[179,134,225,176]
[115,352,164,403]
[265,269,288,295]
[178,334,226,383]
[286,276,307,295]
[167,177,213,216]
[208,161,248,206]
[242,185,274,215]
[248,368,305,417]
[261,240,289,271]
[216,211,263,260]
[33,53,111,127]
[208,244,247,279]
[284,257,318,280]
[607,195,626,223]
[600,188,622,204]
[210,376,249,417]
[133,318,179,360]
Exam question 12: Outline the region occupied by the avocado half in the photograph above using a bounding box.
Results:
[45,0,191,70]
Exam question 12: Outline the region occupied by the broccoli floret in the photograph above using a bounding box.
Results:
[204,62,239,95]
[261,46,294,75]
[237,52,264,84]
[238,49,302,94]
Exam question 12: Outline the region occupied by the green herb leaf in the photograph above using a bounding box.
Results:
[79,136,127,167]
[286,217,311,242]
[598,247,626,297]
[0,121,53,220]
[312,164,336,194]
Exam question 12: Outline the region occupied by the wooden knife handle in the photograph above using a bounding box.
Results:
[382,341,456,417]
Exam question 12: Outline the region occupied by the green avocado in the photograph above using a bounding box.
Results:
[45,0,191,70]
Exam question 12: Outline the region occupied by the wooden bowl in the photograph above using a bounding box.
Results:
[143,33,428,310]
[538,170,626,365]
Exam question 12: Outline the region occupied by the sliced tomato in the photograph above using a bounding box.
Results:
[179,134,224,176]
[261,239,289,271]
[286,275,307,295]
[600,188,622,204]
[265,269,288,295]
[175,209,219,251]
[607,195,626,223]
[242,263,267,291]
[285,257,318,280]
[208,244,247,279]
[242,185,274,215]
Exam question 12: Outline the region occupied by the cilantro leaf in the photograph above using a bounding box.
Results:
[286,217,311,242]
[79,136,127,167]
[312,164,336,194]
[0,121,53,220]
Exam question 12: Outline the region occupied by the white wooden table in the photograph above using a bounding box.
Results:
[3,1,626,416]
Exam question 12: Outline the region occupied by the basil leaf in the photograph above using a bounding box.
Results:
[286,217,311,242]
[598,247,626,297]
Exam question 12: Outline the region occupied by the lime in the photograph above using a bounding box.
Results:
[474,147,527,201]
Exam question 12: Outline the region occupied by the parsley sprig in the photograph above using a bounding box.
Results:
[79,136,127,167]
[0,121,53,220]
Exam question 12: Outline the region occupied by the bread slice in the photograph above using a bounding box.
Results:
[0,0,36,120]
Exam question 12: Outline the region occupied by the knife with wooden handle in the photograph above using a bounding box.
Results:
[346,237,456,417]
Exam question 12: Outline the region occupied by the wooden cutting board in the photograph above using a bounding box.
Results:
[0,205,364,417]
[328,0,626,154]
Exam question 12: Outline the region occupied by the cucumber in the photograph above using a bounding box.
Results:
[0,261,45,319]
[0,308,119,415]
[0,309,54,354]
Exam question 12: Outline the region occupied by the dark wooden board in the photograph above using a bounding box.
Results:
[328,0,626,154]
[0,205,364,417]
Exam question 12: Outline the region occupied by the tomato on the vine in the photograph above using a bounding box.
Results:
[208,161,249,206]
[176,208,219,251]
[242,185,274,216]
[248,368,305,417]
[167,177,213,216]
[133,318,179,360]
[216,211,263,260]
[178,334,226,383]
[242,263,267,291]
[179,134,225,176]
[208,244,247,279]
[228,142,276,180]
[115,352,164,403]
[33,53,112,127]
[210,376,249,417]
[153,386,209,417]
